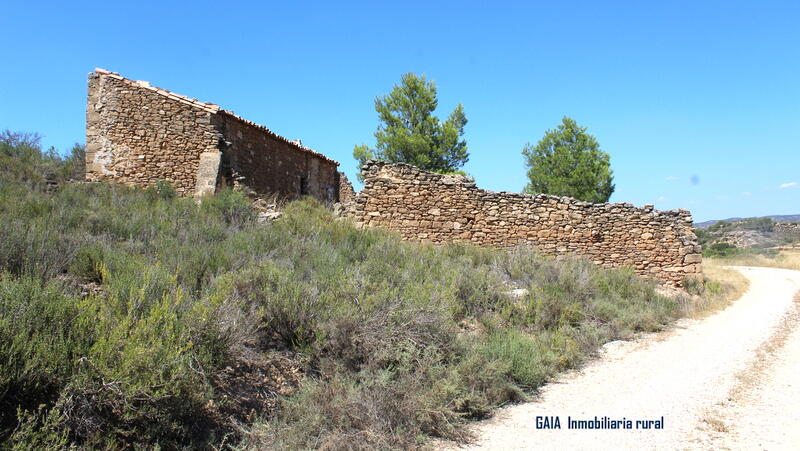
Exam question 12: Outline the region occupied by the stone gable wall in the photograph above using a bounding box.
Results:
[85,73,220,196]
[344,161,702,286]
[85,70,341,202]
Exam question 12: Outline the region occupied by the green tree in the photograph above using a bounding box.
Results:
[353,73,468,178]
[522,117,614,203]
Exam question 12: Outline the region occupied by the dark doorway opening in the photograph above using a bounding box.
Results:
[299,175,309,196]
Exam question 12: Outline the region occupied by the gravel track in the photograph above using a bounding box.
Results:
[441,266,800,450]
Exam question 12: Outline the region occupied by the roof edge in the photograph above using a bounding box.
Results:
[217,110,339,165]
[91,68,339,166]
[94,68,220,114]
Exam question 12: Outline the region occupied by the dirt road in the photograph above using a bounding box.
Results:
[443,266,800,450]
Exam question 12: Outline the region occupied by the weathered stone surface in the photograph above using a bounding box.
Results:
[337,171,356,204]
[684,253,703,264]
[85,71,220,196]
[85,69,341,203]
[342,161,703,287]
[194,151,222,198]
[775,222,800,239]
[85,69,706,287]
[214,113,339,202]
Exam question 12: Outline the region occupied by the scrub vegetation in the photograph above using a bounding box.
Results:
[0,131,716,449]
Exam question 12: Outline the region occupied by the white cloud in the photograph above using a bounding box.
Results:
[741,192,752,196]
[664,176,677,181]
[779,181,798,189]
[657,196,668,201]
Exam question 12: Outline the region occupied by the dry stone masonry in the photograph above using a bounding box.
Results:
[775,222,800,241]
[86,68,341,202]
[84,69,703,286]
[337,171,356,204]
[344,161,703,286]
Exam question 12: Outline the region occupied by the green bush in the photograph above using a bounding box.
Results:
[739,217,774,232]
[703,242,739,257]
[200,188,256,228]
[144,179,177,200]
[0,131,84,190]
[707,220,734,233]
[481,328,559,388]
[694,228,712,246]
[0,134,683,449]
[0,275,93,432]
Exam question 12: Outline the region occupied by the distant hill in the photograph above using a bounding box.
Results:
[695,214,800,229]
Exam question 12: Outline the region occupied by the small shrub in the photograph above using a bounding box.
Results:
[693,228,712,246]
[708,220,733,233]
[0,275,93,435]
[703,242,738,257]
[144,179,177,200]
[0,218,81,281]
[200,188,256,228]
[230,263,322,351]
[67,244,105,283]
[702,242,780,259]
[7,405,69,450]
[0,134,687,449]
[481,328,555,388]
[739,217,774,232]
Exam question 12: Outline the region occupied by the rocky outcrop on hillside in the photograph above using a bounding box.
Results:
[696,219,800,249]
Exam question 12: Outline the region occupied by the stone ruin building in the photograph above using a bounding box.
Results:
[85,68,701,286]
[85,68,352,203]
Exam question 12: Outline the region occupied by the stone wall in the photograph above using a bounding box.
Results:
[337,171,356,204]
[85,71,220,196]
[86,69,341,202]
[214,114,339,202]
[344,161,702,286]
[776,222,800,240]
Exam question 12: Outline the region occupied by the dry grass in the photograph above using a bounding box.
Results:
[710,250,800,271]
[729,298,800,401]
[684,248,800,320]
[685,259,750,318]
[693,292,800,443]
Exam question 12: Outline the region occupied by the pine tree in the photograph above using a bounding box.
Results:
[522,117,614,203]
[353,73,468,178]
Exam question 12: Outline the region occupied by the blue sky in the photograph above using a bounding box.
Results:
[1,0,797,221]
